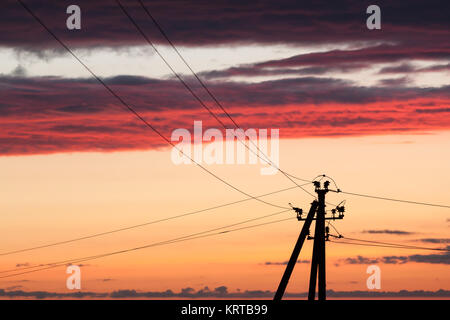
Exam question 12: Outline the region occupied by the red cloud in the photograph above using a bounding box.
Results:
[1,75,449,156]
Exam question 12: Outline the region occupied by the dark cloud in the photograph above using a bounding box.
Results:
[342,248,450,265]
[0,287,448,299]
[415,108,450,114]
[407,254,449,264]
[381,256,410,264]
[343,255,380,265]
[0,289,108,299]
[256,44,450,69]
[417,238,450,244]
[103,75,159,86]
[199,64,367,79]
[65,263,90,267]
[2,0,449,50]
[379,64,417,74]
[57,105,103,114]
[15,263,30,267]
[379,63,450,74]
[362,230,415,235]
[5,285,24,291]
[10,65,27,77]
[378,77,411,87]
[417,63,450,72]
[324,289,450,298]
[198,43,450,83]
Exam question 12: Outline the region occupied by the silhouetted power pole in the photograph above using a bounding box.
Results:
[274,200,318,301]
[274,180,345,301]
[308,181,328,300]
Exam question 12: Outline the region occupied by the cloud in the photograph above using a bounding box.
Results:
[1,74,449,156]
[66,263,90,267]
[343,255,382,265]
[200,44,450,80]
[199,64,367,79]
[379,64,417,74]
[2,0,449,50]
[0,287,448,299]
[378,63,450,74]
[5,285,24,291]
[362,230,415,235]
[417,238,450,244]
[415,108,450,114]
[0,2,449,156]
[417,63,450,73]
[378,77,412,87]
[324,289,450,298]
[109,286,235,298]
[15,263,30,267]
[10,65,27,77]
[341,249,450,265]
[408,251,450,264]
[0,289,107,299]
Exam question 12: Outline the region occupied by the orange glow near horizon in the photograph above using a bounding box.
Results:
[0,131,449,296]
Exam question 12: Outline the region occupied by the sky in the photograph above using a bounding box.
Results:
[0,0,449,299]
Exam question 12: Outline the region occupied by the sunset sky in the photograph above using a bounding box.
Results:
[0,0,449,299]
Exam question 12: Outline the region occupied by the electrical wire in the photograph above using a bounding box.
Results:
[329,240,450,252]
[0,183,310,257]
[288,173,450,209]
[0,213,297,278]
[120,0,317,200]
[327,223,448,251]
[338,191,450,209]
[15,0,450,281]
[328,222,343,237]
[337,237,449,251]
[16,0,290,211]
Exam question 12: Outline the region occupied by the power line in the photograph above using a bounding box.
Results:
[0,183,310,257]
[326,223,448,251]
[329,238,450,252]
[0,209,291,274]
[328,222,343,237]
[329,240,450,252]
[289,175,450,209]
[16,0,290,211]
[120,0,316,200]
[4,224,446,279]
[16,0,449,286]
[338,190,450,209]
[16,1,450,212]
[338,237,449,251]
[0,213,296,278]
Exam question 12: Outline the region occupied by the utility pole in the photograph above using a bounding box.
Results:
[308,181,328,300]
[274,180,345,301]
[274,201,318,301]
